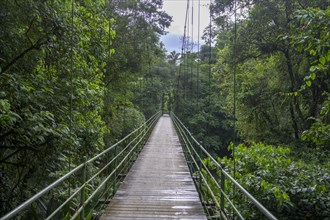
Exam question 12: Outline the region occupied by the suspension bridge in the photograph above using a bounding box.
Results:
[100,114,206,219]
[1,112,277,220]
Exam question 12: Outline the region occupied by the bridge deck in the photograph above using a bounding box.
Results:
[100,115,206,219]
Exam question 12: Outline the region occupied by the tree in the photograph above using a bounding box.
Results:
[210,0,329,144]
[0,0,173,216]
[167,50,180,65]
[102,0,172,137]
[0,0,114,214]
[292,7,330,149]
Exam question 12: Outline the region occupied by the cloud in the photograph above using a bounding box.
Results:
[161,34,182,53]
[163,0,188,35]
[162,0,211,52]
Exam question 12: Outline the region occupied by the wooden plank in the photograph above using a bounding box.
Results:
[100,115,206,220]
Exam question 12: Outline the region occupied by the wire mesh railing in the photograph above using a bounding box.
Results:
[171,112,277,220]
[1,111,161,220]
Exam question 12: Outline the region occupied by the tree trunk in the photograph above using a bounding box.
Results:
[284,49,306,135]
[290,101,299,139]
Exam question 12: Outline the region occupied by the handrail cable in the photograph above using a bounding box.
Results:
[69,115,158,220]
[172,113,241,220]
[1,112,162,220]
[171,112,277,220]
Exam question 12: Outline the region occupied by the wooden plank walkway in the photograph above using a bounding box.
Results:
[100,115,206,219]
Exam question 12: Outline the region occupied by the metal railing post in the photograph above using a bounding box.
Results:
[220,171,225,220]
[140,123,145,150]
[145,117,148,138]
[80,159,87,220]
[104,151,110,200]
[198,142,202,191]
[113,145,118,193]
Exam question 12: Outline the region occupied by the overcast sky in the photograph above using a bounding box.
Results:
[161,0,212,53]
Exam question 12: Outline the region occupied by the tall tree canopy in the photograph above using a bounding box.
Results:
[0,0,171,215]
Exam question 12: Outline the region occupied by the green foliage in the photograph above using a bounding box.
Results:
[195,3,330,219]
[132,58,176,118]
[289,7,330,148]
[1,0,329,218]
[0,99,22,128]
[0,0,172,217]
[209,1,330,146]
[167,50,180,65]
[292,7,330,86]
[107,107,146,142]
[175,2,330,219]
[302,95,330,148]
[0,0,114,215]
[220,143,330,219]
[173,41,235,155]
[102,0,172,139]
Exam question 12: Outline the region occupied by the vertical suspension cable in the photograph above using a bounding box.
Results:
[142,3,147,112]
[123,0,129,135]
[233,0,237,182]
[232,0,238,218]
[108,1,112,67]
[179,0,190,111]
[190,0,194,96]
[68,0,74,197]
[196,0,203,209]
[197,0,201,110]
[208,0,212,105]
[104,0,113,210]
[203,0,213,153]
[185,0,190,99]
